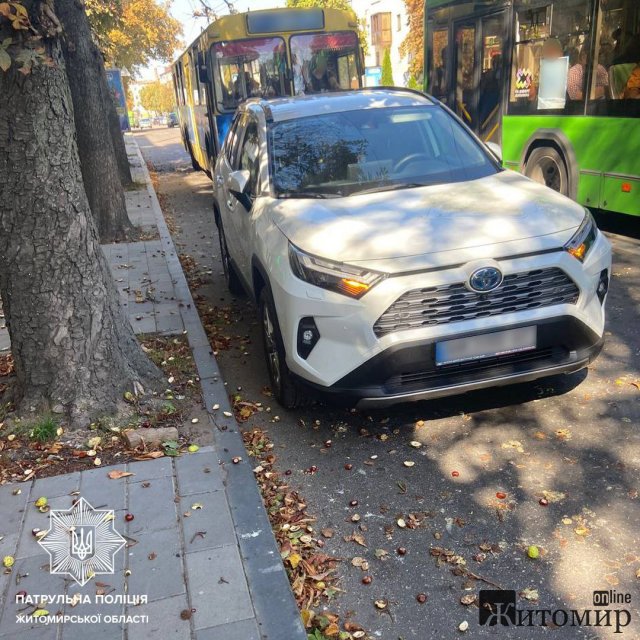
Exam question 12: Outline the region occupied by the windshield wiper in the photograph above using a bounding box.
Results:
[351,182,427,196]
[278,191,341,199]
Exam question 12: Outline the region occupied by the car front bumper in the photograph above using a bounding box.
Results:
[269,229,611,406]
[292,316,604,408]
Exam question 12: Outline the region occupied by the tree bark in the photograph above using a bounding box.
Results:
[56,0,133,243]
[0,29,160,425]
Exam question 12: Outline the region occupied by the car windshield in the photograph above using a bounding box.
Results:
[268,105,499,197]
[212,38,288,111]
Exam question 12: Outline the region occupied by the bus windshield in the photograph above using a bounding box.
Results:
[290,31,360,94]
[213,37,289,111]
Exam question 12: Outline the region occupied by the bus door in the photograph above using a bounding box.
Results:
[453,12,507,144]
[453,21,479,130]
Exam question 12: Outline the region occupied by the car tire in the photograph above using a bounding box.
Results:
[258,287,307,409]
[218,223,244,296]
[524,146,569,196]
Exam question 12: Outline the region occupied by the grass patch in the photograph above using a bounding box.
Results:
[29,414,59,443]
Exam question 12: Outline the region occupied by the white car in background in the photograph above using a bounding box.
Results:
[213,89,611,408]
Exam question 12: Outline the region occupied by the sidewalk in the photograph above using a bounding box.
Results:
[0,137,305,640]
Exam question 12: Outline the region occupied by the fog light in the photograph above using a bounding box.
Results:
[297,318,319,359]
[596,269,609,303]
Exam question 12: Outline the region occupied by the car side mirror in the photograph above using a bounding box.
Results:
[486,141,502,163]
[228,169,252,210]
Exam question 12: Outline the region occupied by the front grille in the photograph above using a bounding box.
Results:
[385,347,561,393]
[374,267,579,338]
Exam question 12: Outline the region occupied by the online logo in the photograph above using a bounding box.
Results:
[479,589,632,633]
[479,590,517,626]
[38,497,126,586]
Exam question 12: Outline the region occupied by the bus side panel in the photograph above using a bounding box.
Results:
[502,115,640,217]
[193,104,210,170]
[215,114,233,151]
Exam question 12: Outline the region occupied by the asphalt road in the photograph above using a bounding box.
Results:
[135,128,640,640]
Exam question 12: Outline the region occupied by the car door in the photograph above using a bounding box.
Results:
[229,117,262,283]
[216,113,245,270]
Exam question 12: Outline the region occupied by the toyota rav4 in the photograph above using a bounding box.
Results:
[213,89,611,408]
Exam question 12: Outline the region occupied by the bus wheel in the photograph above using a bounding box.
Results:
[185,136,200,172]
[524,146,568,196]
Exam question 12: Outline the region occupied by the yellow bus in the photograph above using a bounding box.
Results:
[172,7,363,174]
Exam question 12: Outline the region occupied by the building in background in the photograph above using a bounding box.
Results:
[351,0,410,86]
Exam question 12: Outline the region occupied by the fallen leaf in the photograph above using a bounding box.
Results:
[520,588,539,601]
[288,553,302,569]
[542,490,566,503]
[107,470,134,480]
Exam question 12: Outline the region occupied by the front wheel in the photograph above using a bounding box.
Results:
[259,287,307,409]
[524,146,569,196]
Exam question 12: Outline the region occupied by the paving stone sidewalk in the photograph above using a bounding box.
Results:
[0,136,305,640]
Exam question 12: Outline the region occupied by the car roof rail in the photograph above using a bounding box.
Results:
[355,85,436,102]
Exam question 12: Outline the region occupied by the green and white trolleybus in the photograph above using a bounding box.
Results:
[424,0,640,217]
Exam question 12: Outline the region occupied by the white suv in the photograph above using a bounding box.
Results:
[213,89,611,409]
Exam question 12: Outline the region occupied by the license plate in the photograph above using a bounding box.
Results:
[435,326,537,366]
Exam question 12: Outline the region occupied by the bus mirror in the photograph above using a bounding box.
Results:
[486,142,502,162]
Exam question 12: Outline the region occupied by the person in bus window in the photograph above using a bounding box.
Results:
[623,63,640,98]
[306,53,339,93]
[567,47,608,100]
[432,47,447,97]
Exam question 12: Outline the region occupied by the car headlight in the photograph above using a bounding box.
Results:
[564,210,597,262]
[289,244,384,298]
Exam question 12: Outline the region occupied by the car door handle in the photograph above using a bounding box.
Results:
[216,175,224,187]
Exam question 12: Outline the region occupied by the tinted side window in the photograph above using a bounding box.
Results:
[224,114,245,168]
[239,121,260,195]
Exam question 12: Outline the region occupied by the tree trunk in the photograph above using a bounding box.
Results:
[0,32,160,425]
[103,71,134,187]
[56,0,133,243]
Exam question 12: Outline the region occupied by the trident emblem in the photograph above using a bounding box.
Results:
[70,525,95,560]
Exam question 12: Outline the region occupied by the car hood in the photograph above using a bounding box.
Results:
[269,170,586,272]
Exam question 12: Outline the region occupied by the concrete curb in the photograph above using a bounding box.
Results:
[128,138,306,640]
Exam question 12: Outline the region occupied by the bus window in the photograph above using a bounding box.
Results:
[290,31,360,94]
[589,0,640,115]
[429,27,449,102]
[508,0,592,114]
[212,38,288,112]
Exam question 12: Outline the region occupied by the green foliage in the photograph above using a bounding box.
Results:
[139,80,174,114]
[86,0,182,72]
[29,415,59,443]
[407,74,419,89]
[381,48,394,86]
[399,0,424,79]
